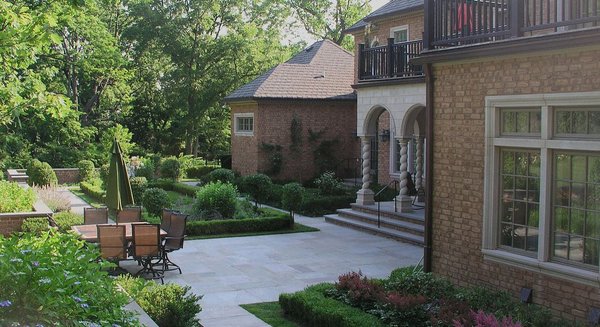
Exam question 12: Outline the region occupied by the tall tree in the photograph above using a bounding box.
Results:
[287,0,372,50]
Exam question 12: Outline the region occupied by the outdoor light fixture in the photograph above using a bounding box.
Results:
[379,129,390,142]
[519,287,533,304]
[589,307,600,325]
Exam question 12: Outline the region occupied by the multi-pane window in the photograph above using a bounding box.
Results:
[483,93,600,282]
[390,26,409,43]
[500,150,540,253]
[234,113,254,136]
[553,153,600,268]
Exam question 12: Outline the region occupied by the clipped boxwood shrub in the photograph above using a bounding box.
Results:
[159,157,181,181]
[99,164,110,187]
[130,176,148,204]
[0,181,36,213]
[298,194,355,217]
[142,188,171,218]
[279,283,385,327]
[52,211,84,233]
[193,182,237,219]
[281,182,304,221]
[240,174,272,207]
[186,214,291,236]
[148,178,175,191]
[204,168,235,184]
[172,182,200,197]
[77,160,97,182]
[116,276,202,327]
[185,165,217,179]
[27,159,58,186]
[80,180,106,202]
[21,217,50,234]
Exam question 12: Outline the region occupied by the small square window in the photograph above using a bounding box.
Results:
[390,25,409,43]
[554,107,600,138]
[500,108,541,136]
[234,114,254,136]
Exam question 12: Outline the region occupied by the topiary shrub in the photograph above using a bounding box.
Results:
[142,188,171,218]
[314,171,344,195]
[281,182,304,222]
[240,173,272,207]
[77,160,97,182]
[0,181,36,213]
[193,182,237,219]
[52,211,84,233]
[130,176,148,204]
[99,164,110,188]
[27,159,58,186]
[159,157,181,181]
[21,217,50,234]
[204,168,235,184]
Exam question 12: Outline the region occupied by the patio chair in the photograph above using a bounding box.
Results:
[161,208,177,233]
[117,206,142,224]
[131,223,163,283]
[84,207,109,225]
[157,212,187,274]
[97,224,127,274]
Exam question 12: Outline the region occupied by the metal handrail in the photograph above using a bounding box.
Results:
[334,157,363,186]
[374,179,399,228]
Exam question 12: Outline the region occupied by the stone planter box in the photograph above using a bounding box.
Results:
[0,183,53,236]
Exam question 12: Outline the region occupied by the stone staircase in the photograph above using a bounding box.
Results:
[324,202,425,246]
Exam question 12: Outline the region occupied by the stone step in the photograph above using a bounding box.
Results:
[350,203,425,224]
[336,208,424,236]
[324,214,424,246]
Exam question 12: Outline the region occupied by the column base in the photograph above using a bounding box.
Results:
[395,195,413,213]
[356,189,375,205]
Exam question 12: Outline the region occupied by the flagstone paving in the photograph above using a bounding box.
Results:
[121,214,423,327]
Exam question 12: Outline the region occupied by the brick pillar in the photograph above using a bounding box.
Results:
[396,138,413,212]
[356,136,375,205]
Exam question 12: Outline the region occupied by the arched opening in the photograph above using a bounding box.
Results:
[363,106,397,185]
[396,104,426,203]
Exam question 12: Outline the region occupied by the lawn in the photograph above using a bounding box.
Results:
[240,302,301,327]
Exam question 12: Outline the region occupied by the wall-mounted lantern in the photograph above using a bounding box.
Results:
[379,129,390,142]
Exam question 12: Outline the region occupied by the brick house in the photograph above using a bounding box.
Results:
[224,40,359,182]
[329,0,600,322]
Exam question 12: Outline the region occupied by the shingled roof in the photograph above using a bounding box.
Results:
[345,0,424,34]
[224,40,355,102]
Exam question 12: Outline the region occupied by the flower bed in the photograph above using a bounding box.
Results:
[0,182,53,236]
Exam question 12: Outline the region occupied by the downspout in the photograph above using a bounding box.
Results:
[423,63,434,273]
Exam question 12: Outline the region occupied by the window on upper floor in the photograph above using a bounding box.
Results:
[234,113,254,136]
[483,92,600,285]
[390,25,409,43]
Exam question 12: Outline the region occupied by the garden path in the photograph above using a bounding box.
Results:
[60,188,90,215]
[120,214,423,327]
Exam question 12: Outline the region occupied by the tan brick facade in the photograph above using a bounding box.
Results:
[230,100,359,182]
[431,46,600,320]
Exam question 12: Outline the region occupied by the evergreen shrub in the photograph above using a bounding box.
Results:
[142,188,171,218]
[27,160,58,186]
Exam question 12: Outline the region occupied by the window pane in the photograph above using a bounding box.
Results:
[513,226,526,250]
[529,153,540,177]
[516,112,529,133]
[588,184,600,211]
[515,152,528,175]
[528,178,539,202]
[589,156,600,183]
[571,183,586,208]
[514,202,527,225]
[502,151,514,174]
[570,209,585,235]
[554,181,570,206]
[554,233,569,259]
[555,154,570,181]
[572,155,586,182]
[501,201,513,222]
[502,111,516,134]
[585,211,600,238]
[556,111,571,134]
[530,112,541,133]
[501,224,513,246]
[527,204,539,227]
[589,111,600,134]
[526,227,539,252]
[554,207,569,232]
[572,111,587,134]
[584,239,599,266]
[568,235,584,263]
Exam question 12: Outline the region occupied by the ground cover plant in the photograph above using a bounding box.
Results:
[0,181,36,213]
[34,184,71,212]
[278,268,575,327]
[0,232,138,326]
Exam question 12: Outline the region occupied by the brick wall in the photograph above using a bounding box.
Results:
[231,99,359,182]
[377,111,392,186]
[230,102,260,177]
[350,10,425,83]
[54,168,80,184]
[431,46,600,320]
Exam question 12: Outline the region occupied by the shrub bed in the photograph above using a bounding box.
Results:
[184,165,218,179]
[172,182,200,197]
[0,181,36,213]
[186,212,291,236]
[279,283,385,327]
[52,211,84,232]
[298,193,355,217]
[80,181,105,202]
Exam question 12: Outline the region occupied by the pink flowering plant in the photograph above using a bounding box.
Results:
[0,231,139,326]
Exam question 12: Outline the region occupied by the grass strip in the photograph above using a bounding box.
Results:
[240,302,301,327]
[69,186,105,208]
[186,223,318,240]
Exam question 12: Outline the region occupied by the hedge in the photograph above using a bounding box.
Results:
[279,283,385,327]
[148,179,199,197]
[148,179,175,191]
[184,165,218,179]
[186,213,291,236]
[80,181,105,202]
[298,194,355,217]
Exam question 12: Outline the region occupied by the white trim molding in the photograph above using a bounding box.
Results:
[390,25,409,42]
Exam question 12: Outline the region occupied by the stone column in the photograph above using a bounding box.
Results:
[396,138,413,212]
[415,136,425,202]
[356,136,375,205]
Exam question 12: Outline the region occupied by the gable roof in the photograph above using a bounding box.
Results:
[224,40,356,102]
[345,0,424,34]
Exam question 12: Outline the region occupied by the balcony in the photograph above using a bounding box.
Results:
[358,39,424,82]
[424,0,600,50]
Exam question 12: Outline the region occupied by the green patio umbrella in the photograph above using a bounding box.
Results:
[105,138,135,214]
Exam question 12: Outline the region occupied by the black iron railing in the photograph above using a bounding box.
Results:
[374,179,399,228]
[358,39,424,81]
[425,0,600,49]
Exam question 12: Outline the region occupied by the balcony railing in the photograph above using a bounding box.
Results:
[358,39,424,81]
[424,0,600,49]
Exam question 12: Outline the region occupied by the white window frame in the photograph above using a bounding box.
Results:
[234,113,254,136]
[390,25,409,43]
[483,91,600,287]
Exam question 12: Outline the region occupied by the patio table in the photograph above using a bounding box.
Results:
[71,222,167,243]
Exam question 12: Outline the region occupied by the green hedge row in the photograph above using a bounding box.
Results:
[80,181,105,202]
[279,283,385,327]
[298,194,355,217]
[148,179,200,197]
[185,165,218,179]
[186,214,291,236]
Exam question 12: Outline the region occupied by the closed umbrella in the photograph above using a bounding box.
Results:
[105,138,134,216]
